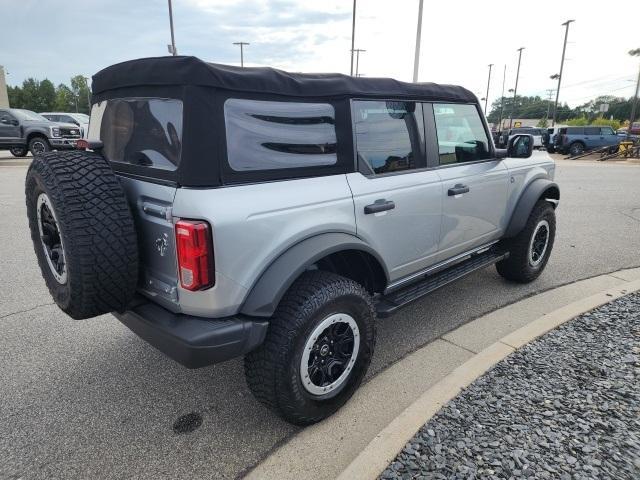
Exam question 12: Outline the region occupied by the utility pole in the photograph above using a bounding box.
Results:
[484,64,493,115]
[412,0,425,82]
[628,48,640,139]
[233,42,250,67]
[350,0,357,76]
[167,0,177,56]
[352,49,366,77]
[508,47,525,129]
[552,20,574,127]
[545,88,555,121]
[497,65,506,132]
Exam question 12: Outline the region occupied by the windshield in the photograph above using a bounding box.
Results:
[72,113,90,122]
[13,109,48,121]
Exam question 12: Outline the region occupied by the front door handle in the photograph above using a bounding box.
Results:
[448,184,470,196]
[364,199,395,214]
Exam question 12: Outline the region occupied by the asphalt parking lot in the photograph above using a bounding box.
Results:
[1,153,640,480]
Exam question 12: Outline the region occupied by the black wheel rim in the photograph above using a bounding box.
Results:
[37,193,67,283]
[528,220,550,267]
[301,313,360,396]
[32,141,46,154]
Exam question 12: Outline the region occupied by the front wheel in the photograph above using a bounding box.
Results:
[496,200,556,283]
[244,271,376,425]
[569,142,585,156]
[28,136,51,156]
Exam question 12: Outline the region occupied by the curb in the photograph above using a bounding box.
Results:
[337,278,640,480]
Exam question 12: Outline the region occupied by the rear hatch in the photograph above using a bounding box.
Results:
[88,97,183,310]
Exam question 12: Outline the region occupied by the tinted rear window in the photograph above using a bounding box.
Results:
[89,98,183,171]
[224,99,337,171]
[584,127,600,135]
[566,127,583,134]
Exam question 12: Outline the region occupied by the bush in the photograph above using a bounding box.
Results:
[566,117,621,130]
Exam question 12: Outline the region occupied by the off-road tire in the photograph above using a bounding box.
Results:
[569,141,585,156]
[496,200,556,283]
[28,136,51,155]
[244,271,376,425]
[10,146,29,157]
[25,151,138,319]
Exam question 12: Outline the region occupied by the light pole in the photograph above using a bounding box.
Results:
[233,42,250,68]
[352,49,366,77]
[628,48,640,139]
[484,63,493,115]
[167,0,177,56]
[413,0,425,82]
[508,47,525,129]
[350,0,357,76]
[497,65,506,132]
[552,20,574,127]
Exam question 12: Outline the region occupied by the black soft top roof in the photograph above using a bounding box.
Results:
[92,56,476,102]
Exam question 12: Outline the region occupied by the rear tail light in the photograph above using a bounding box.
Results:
[175,220,214,291]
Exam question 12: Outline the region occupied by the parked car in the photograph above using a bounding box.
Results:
[500,127,544,149]
[544,126,567,153]
[25,56,559,425]
[40,112,90,138]
[555,125,621,155]
[0,108,83,156]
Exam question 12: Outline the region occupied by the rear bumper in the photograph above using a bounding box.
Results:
[113,299,269,368]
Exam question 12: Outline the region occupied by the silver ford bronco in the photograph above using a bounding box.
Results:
[25,56,559,425]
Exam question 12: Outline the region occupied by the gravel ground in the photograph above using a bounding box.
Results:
[381,292,640,480]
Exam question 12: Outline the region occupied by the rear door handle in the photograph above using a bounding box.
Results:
[448,184,470,196]
[364,199,395,214]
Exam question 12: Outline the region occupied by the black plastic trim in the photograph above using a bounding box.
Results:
[113,298,269,368]
[505,179,560,238]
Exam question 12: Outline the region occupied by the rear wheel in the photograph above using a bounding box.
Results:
[28,136,51,155]
[10,146,29,157]
[496,200,556,283]
[546,145,556,153]
[25,151,138,319]
[244,271,376,425]
[569,141,585,156]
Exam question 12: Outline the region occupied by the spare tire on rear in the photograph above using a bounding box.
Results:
[25,151,138,319]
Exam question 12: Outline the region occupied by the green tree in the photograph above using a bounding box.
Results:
[54,84,75,112]
[39,79,56,111]
[7,85,23,108]
[21,78,41,111]
[70,75,90,114]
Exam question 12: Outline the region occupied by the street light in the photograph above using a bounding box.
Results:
[508,47,525,129]
[551,20,574,127]
[167,0,177,56]
[233,42,250,68]
[627,48,640,139]
[497,65,506,132]
[413,0,425,82]
[352,49,366,77]
[484,64,493,115]
[350,0,357,76]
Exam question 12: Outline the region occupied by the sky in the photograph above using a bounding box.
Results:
[2,0,639,109]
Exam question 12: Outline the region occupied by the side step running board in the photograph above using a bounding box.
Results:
[375,250,509,318]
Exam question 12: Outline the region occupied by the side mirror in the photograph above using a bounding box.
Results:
[507,134,534,158]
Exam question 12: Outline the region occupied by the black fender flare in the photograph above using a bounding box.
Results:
[504,179,560,238]
[240,233,389,317]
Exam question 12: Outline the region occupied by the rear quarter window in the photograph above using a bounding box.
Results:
[224,99,337,171]
[89,98,183,171]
